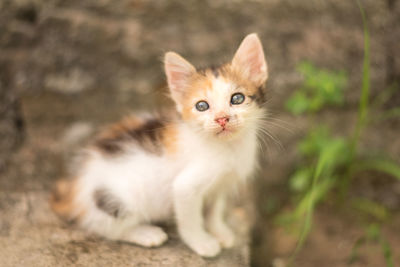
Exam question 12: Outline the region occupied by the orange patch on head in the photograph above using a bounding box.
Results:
[220,64,266,106]
[221,64,261,96]
[180,73,214,120]
[178,64,263,121]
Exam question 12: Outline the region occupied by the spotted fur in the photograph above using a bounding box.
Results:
[93,116,169,156]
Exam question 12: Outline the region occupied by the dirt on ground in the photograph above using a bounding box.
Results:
[1,0,399,266]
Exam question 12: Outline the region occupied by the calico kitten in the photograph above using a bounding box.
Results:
[50,33,268,258]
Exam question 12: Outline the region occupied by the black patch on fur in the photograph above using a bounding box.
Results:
[95,119,165,155]
[249,86,266,106]
[197,65,222,77]
[256,86,266,105]
[210,66,219,78]
[249,95,257,101]
[128,119,163,144]
[93,188,123,218]
[95,140,121,154]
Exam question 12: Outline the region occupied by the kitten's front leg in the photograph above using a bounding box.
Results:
[173,166,221,258]
[206,194,235,248]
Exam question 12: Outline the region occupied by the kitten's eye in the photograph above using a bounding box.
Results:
[195,101,209,111]
[231,93,245,105]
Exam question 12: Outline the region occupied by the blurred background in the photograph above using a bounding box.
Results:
[0,0,399,266]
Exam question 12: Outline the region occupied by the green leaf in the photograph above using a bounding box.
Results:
[365,224,395,267]
[381,238,394,267]
[293,178,335,218]
[366,223,381,241]
[289,168,313,192]
[348,236,366,264]
[353,158,400,180]
[298,126,330,156]
[288,60,348,115]
[352,198,389,221]
[285,91,310,115]
[377,107,400,121]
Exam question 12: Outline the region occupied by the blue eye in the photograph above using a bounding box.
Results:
[195,101,209,111]
[231,93,245,105]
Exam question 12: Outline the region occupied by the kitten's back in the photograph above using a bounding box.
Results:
[50,114,179,221]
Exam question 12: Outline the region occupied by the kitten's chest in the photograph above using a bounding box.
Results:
[184,131,259,180]
[225,135,258,178]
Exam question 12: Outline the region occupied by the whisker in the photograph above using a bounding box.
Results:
[257,127,284,151]
[258,120,294,134]
[265,117,295,128]
[256,131,269,157]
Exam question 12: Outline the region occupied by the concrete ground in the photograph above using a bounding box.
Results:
[0,191,250,266]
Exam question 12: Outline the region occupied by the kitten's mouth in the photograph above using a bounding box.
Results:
[216,127,233,136]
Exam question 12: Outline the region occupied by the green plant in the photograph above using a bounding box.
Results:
[281,1,400,266]
[285,61,348,115]
[349,223,394,267]
[289,127,348,194]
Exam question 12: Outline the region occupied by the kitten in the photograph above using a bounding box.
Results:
[50,33,268,258]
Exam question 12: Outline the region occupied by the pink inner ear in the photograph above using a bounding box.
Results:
[232,34,268,85]
[164,52,196,100]
[166,68,187,90]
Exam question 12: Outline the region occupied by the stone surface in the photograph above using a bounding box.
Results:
[0,61,24,172]
[0,192,250,267]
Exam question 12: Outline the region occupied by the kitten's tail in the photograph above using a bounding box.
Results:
[49,178,79,223]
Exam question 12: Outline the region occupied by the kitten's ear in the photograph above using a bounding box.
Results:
[164,52,196,107]
[232,33,268,86]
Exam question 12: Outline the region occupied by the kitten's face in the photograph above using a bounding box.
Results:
[180,67,265,139]
[165,33,268,140]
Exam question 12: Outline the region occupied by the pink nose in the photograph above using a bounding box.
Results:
[215,117,229,127]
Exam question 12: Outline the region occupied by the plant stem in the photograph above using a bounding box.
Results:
[350,0,370,160]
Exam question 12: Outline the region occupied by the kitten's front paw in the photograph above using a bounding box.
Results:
[184,232,221,258]
[210,223,235,248]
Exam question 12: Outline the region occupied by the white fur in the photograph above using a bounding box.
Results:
[70,110,260,257]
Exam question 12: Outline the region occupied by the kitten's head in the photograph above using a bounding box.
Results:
[164,33,268,140]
